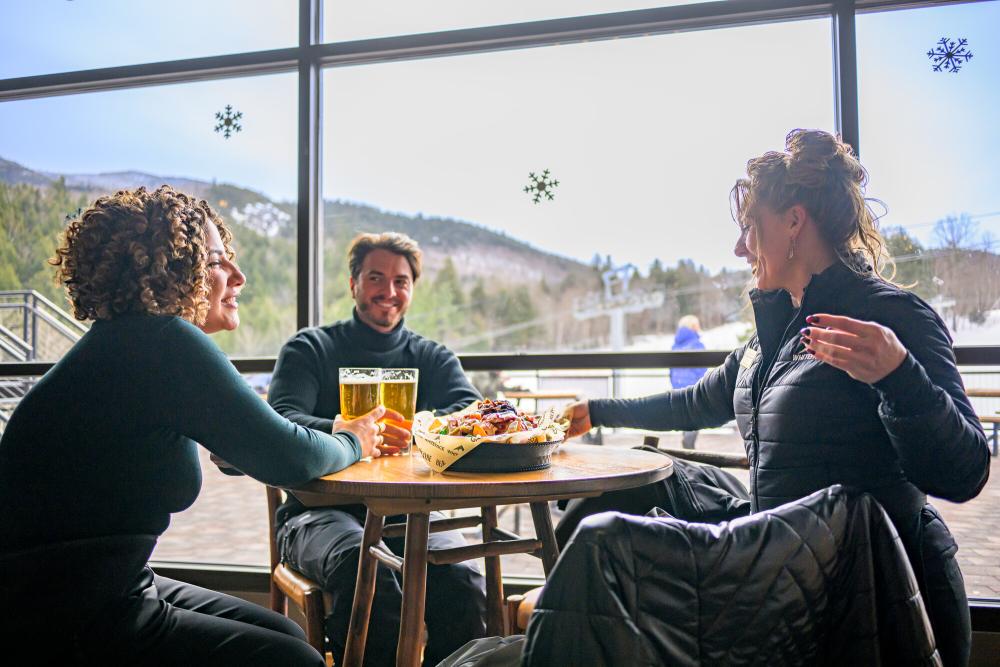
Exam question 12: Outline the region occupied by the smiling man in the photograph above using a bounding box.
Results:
[267,232,485,666]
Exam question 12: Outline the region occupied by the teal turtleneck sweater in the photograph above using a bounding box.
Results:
[0,314,361,552]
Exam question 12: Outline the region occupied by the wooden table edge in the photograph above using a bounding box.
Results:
[288,461,673,512]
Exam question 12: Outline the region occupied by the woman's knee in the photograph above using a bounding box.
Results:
[267,611,308,641]
[216,591,308,640]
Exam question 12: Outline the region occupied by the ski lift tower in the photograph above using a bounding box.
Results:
[573,264,665,397]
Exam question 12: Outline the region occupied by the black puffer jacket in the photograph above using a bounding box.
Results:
[522,486,942,667]
[589,261,990,665]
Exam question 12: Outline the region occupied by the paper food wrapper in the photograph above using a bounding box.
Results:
[413,403,567,473]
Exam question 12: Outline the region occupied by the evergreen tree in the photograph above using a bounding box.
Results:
[433,257,465,309]
[648,258,665,283]
[883,226,933,296]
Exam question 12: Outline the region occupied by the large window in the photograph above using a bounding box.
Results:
[323,18,833,353]
[0,73,299,360]
[858,0,1000,601]
[2,0,999,603]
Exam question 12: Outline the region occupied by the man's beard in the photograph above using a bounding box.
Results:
[357,297,405,328]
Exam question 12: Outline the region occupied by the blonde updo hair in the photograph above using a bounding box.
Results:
[50,185,234,325]
[731,129,893,281]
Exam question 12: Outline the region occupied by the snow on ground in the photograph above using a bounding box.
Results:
[627,321,754,353]
[952,310,1000,347]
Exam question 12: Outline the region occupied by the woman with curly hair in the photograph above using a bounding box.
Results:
[559,130,989,665]
[0,186,397,665]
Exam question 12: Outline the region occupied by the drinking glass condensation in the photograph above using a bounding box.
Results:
[379,368,418,453]
[339,368,381,420]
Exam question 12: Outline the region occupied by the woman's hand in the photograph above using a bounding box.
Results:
[561,401,593,439]
[801,313,908,384]
[332,405,405,458]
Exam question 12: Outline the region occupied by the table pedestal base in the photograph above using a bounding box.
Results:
[342,502,560,667]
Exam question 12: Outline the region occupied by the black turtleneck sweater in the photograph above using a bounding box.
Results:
[268,310,481,523]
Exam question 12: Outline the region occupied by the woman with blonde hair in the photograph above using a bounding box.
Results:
[561,129,989,665]
[0,186,398,665]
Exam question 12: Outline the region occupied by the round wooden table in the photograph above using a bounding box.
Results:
[289,444,673,667]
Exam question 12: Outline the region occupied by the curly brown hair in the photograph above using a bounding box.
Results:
[50,185,235,325]
[731,129,895,282]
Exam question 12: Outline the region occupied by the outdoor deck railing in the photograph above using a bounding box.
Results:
[2,350,999,432]
[0,290,88,362]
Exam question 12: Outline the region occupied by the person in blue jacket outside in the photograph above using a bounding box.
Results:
[669,315,707,449]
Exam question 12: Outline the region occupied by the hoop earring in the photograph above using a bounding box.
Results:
[787,238,796,261]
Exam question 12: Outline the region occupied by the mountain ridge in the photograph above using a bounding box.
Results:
[0,155,594,284]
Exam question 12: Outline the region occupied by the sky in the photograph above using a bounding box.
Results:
[1,0,998,273]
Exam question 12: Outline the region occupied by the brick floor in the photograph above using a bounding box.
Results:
[154,428,1000,599]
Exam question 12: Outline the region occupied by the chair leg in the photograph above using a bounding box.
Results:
[269,580,286,615]
[482,506,506,636]
[343,509,385,667]
[529,502,560,576]
[303,589,327,656]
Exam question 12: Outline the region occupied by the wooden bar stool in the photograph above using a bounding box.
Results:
[265,486,332,656]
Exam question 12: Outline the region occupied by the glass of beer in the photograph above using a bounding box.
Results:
[379,368,418,453]
[339,367,381,420]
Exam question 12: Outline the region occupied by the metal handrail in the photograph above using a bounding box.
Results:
[0,291,86,361]
[0,290,88,333]
[0,338,28,362]
[28,291,89,334]
[30,307,87,345]
[0,324,31,356]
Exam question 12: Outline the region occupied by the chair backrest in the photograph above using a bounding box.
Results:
[264,485,282,574]
[643,434,749,469]
[522,485,941,667]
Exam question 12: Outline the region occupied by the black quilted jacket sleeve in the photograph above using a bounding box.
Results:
[870,293,990,502]
[588,346,744,431]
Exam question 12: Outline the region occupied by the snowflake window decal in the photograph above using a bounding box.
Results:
[214,105,243,139]
[927,37,973,73]
[523,169,559,204]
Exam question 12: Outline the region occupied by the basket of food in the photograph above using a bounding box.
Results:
[413,398,568,473]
